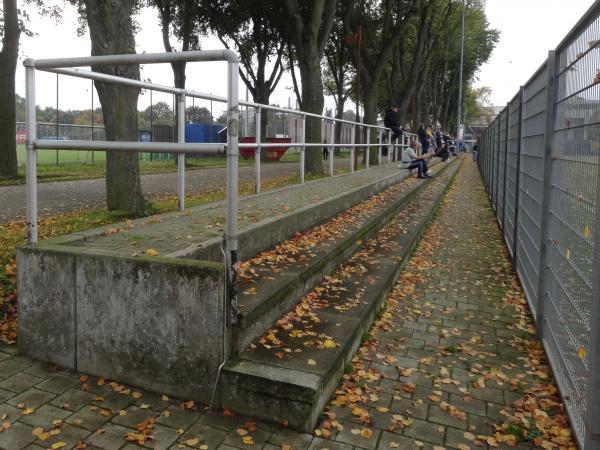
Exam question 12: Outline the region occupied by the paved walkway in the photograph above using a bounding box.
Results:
[0,159,572,449]
[0,159,348,223]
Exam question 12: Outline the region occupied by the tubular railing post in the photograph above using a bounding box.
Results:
[177,93,186,210]
[378,129,382,165]
[388,130,392,164]
[300,115,306,183]
[366,127,370,169]
[226,59,240,323]
[351,124,355,173]
[329,120,335,176]
[255,107,261,194]
[534,50,558,336]
[24,61,38,245]
[512,87,524,269]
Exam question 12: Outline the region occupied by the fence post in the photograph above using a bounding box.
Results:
[585,133,600,449]
[329,120,335,176]
[501,104,510,232]
[388,130,392,164]
[255,107,261,194]
[300,114,306,184]
[177,93,186,211]
[24,61,38,245]
[534,50,558,336]
[512,87,524,269]
[351,124,355,173]
[495,118,501,209]
[366,127,370,169]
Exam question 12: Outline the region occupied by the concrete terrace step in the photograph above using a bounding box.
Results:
[232,163,447,356]
[219,160,462,432]
[45,163,433,263]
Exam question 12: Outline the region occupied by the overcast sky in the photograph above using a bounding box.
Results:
[14,0,597,119]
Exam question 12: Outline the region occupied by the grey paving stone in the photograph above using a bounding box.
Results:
[402,418,445,445]
[0,359,30,378]
[50,388,95,412]
[6,388,55,410]
[35,374,78,395]
[268,427,314,448]
[178,422,228,448]
[308,437,355,450]
[91,391,134,411]
[19,403,73,429]
[222,427,271,450]
[427,406,467,430]
[31,423,90,449]
[0,373,43,393]
[378,431,437,450]
[66,405,114,431]
[111,405,158,429]
[156,405,200,430]
[143,423,180,450]
[333,420,381,450]
[85,422,131,449]
[0,421,37,449]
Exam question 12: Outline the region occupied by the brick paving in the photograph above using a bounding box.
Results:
[0,158,568,449]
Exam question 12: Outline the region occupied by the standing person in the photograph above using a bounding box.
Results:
[384,105,403,143]
[472,140,479,161]
[417,123,430,154]
[322,139,329,161]
[400,140,432,179]
[435,130,443,154]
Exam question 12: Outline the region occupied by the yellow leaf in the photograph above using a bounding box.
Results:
[32,427,44,436]
[132,391,142,399]
[583,225,591,239]
[307,359,317,366]
[52,443,67,450]
[185,438,200,446]
[323,339,337,349]
[145,248,159,257]
[21,408,34,415]
[236,428,249,436]
[464,432,476,441]
[565,249,571,260]
[360,428,373,438]
[242,436,255,445]
[578,346,586,360]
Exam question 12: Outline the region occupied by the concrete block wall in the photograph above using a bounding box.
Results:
[17,247,225,403]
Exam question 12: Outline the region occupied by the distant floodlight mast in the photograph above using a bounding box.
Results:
[456,0,466,141]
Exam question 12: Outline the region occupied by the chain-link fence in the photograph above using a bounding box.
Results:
[477,3,600,447]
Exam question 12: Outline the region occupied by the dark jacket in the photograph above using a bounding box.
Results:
[417,126,427,142]
[384,108,400,128]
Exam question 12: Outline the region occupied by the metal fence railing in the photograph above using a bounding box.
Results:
[477,2,600,447]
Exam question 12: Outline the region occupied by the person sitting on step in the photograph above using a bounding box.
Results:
[400,140,432,179]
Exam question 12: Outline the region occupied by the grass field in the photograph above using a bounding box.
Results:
[2,145,350,186]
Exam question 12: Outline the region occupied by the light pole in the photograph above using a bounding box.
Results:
[456,0,466,141]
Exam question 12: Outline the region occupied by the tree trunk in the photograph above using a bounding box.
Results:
[297,49,325,175]
[0,0,20,179]
[362,89,379,166]
[84,0,145,215]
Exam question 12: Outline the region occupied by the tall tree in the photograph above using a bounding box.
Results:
[342,0,417,164]
[73,0,146,215]
[201,1,286,142]
[151,0,201,90]
[323,14,354,147]
[0,0,60,179]
[0,0,19,179]
[281,0,336,175]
